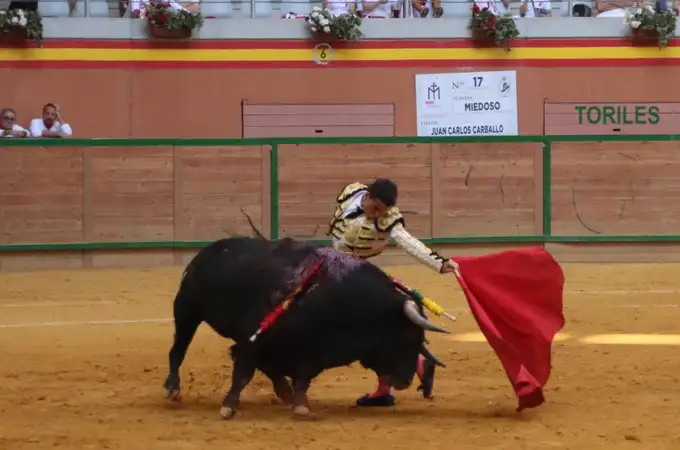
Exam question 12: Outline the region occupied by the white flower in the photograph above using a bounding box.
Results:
[10,16,18,25]
[319,17,329,26]
[323,25,330,32]
[631,19,641,28]
[635,7,642,14]
[19,17,27,26]
[0,10,6,15]
[311,11,320,18]
[310,25,318,32]
[645,5,654,12]
[312,6,322,11]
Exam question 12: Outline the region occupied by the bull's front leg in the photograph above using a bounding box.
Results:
[290,376,319,420]
[220,355,257,420]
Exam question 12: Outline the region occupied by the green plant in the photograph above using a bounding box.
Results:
[306,6,362,42]
[144,2,204,30]
[468,4,519,51]
[0,8,43,46]
[624,6,677,48]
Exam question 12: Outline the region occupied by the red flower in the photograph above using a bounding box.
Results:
[472,3,480,13]
[488,15,495,29]
[160,12,168,23]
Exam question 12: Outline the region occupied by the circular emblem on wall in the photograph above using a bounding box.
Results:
[312,43,334,66]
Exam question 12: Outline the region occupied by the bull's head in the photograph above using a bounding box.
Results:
[367,299,449,391]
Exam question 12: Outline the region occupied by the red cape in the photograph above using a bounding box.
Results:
[451,247,565,412]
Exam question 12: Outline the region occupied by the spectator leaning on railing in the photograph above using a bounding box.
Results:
[122,0,198,17]
[474,0,551,17]
[359,0,401,17]
[0,108,29,138]
[29,103,73,139]
[594,0,639,16]
[323,0,357,15]
[520,0,552,16]
[412,0,443,18]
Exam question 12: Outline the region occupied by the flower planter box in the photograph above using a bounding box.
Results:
[470,27,511,50]
[630,27,659,46]
[471,27,495,45]
[147,23,192,39]
[0,25,29,46]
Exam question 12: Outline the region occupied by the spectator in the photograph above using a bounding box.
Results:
[323,0,357,15]
[124,0,198,18]
[0,108,29,138]
[412,0,443,17]
[360,0,400,17]
[520,0,552,16]
[572,3,594,16]
[594,0,638,16]
[474,0,501,14]
[29,103,73,138]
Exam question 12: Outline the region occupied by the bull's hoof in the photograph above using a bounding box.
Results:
[163,387,181,402]
[292,405,319,421]
[219,406,238,420]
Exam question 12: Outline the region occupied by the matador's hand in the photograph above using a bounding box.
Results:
[440,260,459,275]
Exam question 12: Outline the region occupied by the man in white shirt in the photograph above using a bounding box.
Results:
[30,103,73,138]
[520,0,552,16]
[594,0,637,16]
[329,178,458,407]
[0,108,29,138]
[125,0,194,18]
[323,0,357,15]
[359,0,399,17]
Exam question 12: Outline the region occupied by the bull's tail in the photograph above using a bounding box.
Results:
[240,206,268,241]
[164,282,203,400]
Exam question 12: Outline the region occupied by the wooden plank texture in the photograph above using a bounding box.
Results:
[243,103,395,138]
[89,147,174,241]
[437,143,539,237]
[177,146,264,240]
[278,144,432,239]
[0,147,84,244]
[551,141,680,235]
[244,126,394,138]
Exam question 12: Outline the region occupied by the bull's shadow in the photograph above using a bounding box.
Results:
[153,391,533,423]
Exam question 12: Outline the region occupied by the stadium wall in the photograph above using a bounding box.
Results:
[1,136,679,271]
[3,39,680,138]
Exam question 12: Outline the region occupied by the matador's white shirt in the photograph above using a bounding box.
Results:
[328,183,448,273]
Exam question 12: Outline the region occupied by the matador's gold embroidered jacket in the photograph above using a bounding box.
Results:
[328,182,449,273]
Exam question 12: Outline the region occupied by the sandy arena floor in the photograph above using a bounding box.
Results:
[1,263,679,450]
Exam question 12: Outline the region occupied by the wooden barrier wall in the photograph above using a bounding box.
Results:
[2,140,680,270]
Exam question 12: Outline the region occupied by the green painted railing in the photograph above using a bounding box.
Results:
[2,134,680,252]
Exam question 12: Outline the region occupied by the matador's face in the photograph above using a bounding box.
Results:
[362,195,389,220]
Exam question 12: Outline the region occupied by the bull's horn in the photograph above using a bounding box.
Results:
[403,300,450,334]
[421,344,446,368]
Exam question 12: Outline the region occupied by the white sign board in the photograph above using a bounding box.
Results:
[415,70,518,137]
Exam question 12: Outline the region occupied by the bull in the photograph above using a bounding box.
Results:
[162,236,449,419]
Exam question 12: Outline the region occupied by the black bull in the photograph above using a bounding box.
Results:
[163,237,449,419]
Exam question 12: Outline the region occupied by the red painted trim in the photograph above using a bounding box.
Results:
[2,37,679,50]
[1,58,679,69]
